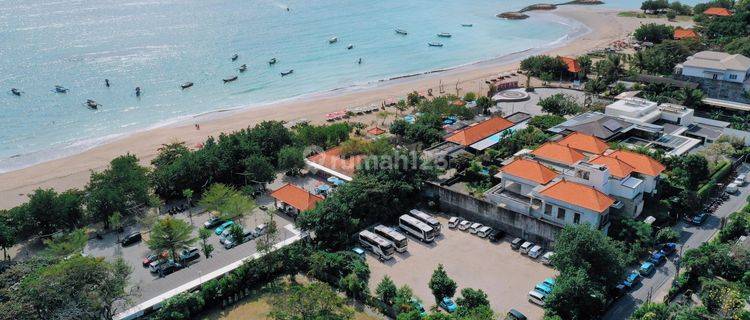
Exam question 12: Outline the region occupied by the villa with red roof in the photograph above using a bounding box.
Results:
[674,27,698,40]
[271,183,324,218]
[445,117,517,150]
[703,7,732,17]
[305,146,365,181]
[486,131,666,228]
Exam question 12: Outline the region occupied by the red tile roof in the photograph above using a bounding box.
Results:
[532,142,586,165]
[673,27,698,40]
[703,7,731,16]
[270,184,323,212]
[608,150,666,177]
[307,147,365,178]
[557,132,609,154]
[501,158,558,184]
[589,155,635,179]
[446,117,515,146]
[367,127,386,135]
[540,180,615,213]
[560,56,582,73]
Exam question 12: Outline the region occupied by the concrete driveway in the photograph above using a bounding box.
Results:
[603,163,750,320]
[84,193,297,308]
[366,217,556,319]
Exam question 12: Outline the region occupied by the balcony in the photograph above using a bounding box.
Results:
[485,184,532,215]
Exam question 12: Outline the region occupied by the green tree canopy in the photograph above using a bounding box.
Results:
[147,216,197,262]
[86,154,151,226]
[428,264,457,303]
[538,93,582,116]
[633,23,674,43]
[269,282,354,320]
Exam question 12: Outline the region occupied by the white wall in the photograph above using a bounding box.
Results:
[682,66,746,83]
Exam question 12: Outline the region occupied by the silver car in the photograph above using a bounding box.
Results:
[458,220,472,231]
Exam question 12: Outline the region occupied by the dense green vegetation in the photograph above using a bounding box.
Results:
[633,23,675,43]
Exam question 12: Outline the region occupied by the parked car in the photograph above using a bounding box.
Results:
[121,232,142,246]
[488,229,505,243]
[691,212,708,225]
[439,297,457,313]
[529,245,543,259]
[225,230,255,249]
[543,277,555,288]
[448,217,461,229]
[726,182,739,194]
[215,221,235,235]
[510,238,524,250]
[534,283,553,295]
[179,247,200,262]
[505,309,527,320]
[528,290,546,306]
[733,176,745,187]
[410,298,427,317]
[352,247,365,260]
[611,284,627,300]
[469,222,483,234]
[520,241,534,254]
[149,259,169,273]
[458,220,472,231]
[476,226,492,238]
[649,251,666,265]
[253,223,268,238]
[639,262,655,276]
[659,242,677,256]
[143,253,159,267]
[158,261,183,276]
[541,251,555,265]
[219,228,234,244]
[623,272,641,289]
[204,216,223,229]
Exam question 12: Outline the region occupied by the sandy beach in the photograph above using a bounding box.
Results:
[0,6,671,209]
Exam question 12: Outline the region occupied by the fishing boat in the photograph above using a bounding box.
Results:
[329,37,338,44]
[268,58,277,65]
[10,88,21,96]
[437,32,452,38]
[223,75,238,83]
[395,28,408,35]
[54,85,69,93]
[181,82,194,89]
[86,99,99,109]
[231,54,239,61]
[280,69,294,76]
[347,44,354,50]
[428,42,444,47]
[461,24,473,27]
[239,64,247,72]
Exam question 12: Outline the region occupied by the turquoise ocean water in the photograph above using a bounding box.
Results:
[0,0,701,172]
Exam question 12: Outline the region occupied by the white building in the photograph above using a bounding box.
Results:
[676,51,750,84]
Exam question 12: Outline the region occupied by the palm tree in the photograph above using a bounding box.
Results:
[607,54,625,80]
[376,110,394,126]
[147,216,197,262]
[629,51,646,74]
[677,88,704,108]
[576,55,593,79]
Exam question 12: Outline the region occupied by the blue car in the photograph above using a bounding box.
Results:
[439,297,457,313]
[543,277,556,288]
[659,242,677,256]
[410,298,427,317]
[649,251,666,265]
[691,212,708,225]
[534,283,553,295]
[623,272,641,288]
[214,221,235,235]
[639,262,655,276]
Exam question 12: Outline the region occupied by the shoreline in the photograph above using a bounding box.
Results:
[0,6,642,209]
[0,11,587,174]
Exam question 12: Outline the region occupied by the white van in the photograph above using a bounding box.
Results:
[528,290,546,306]
[469,223,483,234]
[520,241,534,254]
[528,245,543,259]
[541,251,555,265]
[476,226,492,238]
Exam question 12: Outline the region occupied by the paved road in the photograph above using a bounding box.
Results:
[84,194,297,307]
[603,163,750,320]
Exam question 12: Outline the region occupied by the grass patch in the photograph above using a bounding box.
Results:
[617,11,693,21]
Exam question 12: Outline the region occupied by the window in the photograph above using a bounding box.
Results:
[574,212,581,224]
[557,208,566,220]
[544,204,552,215]
[712,74,718,80]
[576,170,590,180]
[729,74,738,80]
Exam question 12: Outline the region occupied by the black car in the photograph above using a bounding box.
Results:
[489,229,506,243]
[121,232,142,246]
[159,261,183,276]
[203,216,223,229]
[510,237,524,250]
[691,212,708,225]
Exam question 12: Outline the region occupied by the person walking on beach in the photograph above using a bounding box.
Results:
[195,123,200,130]
[104,79,110,87]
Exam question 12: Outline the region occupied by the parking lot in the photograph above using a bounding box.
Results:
[84,194,298,306]
[366,216,556,319]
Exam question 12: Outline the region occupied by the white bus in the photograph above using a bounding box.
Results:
[399,214,437,242]
[409,209,441,232]
[358,230,395,260]
[373,225,408,253]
